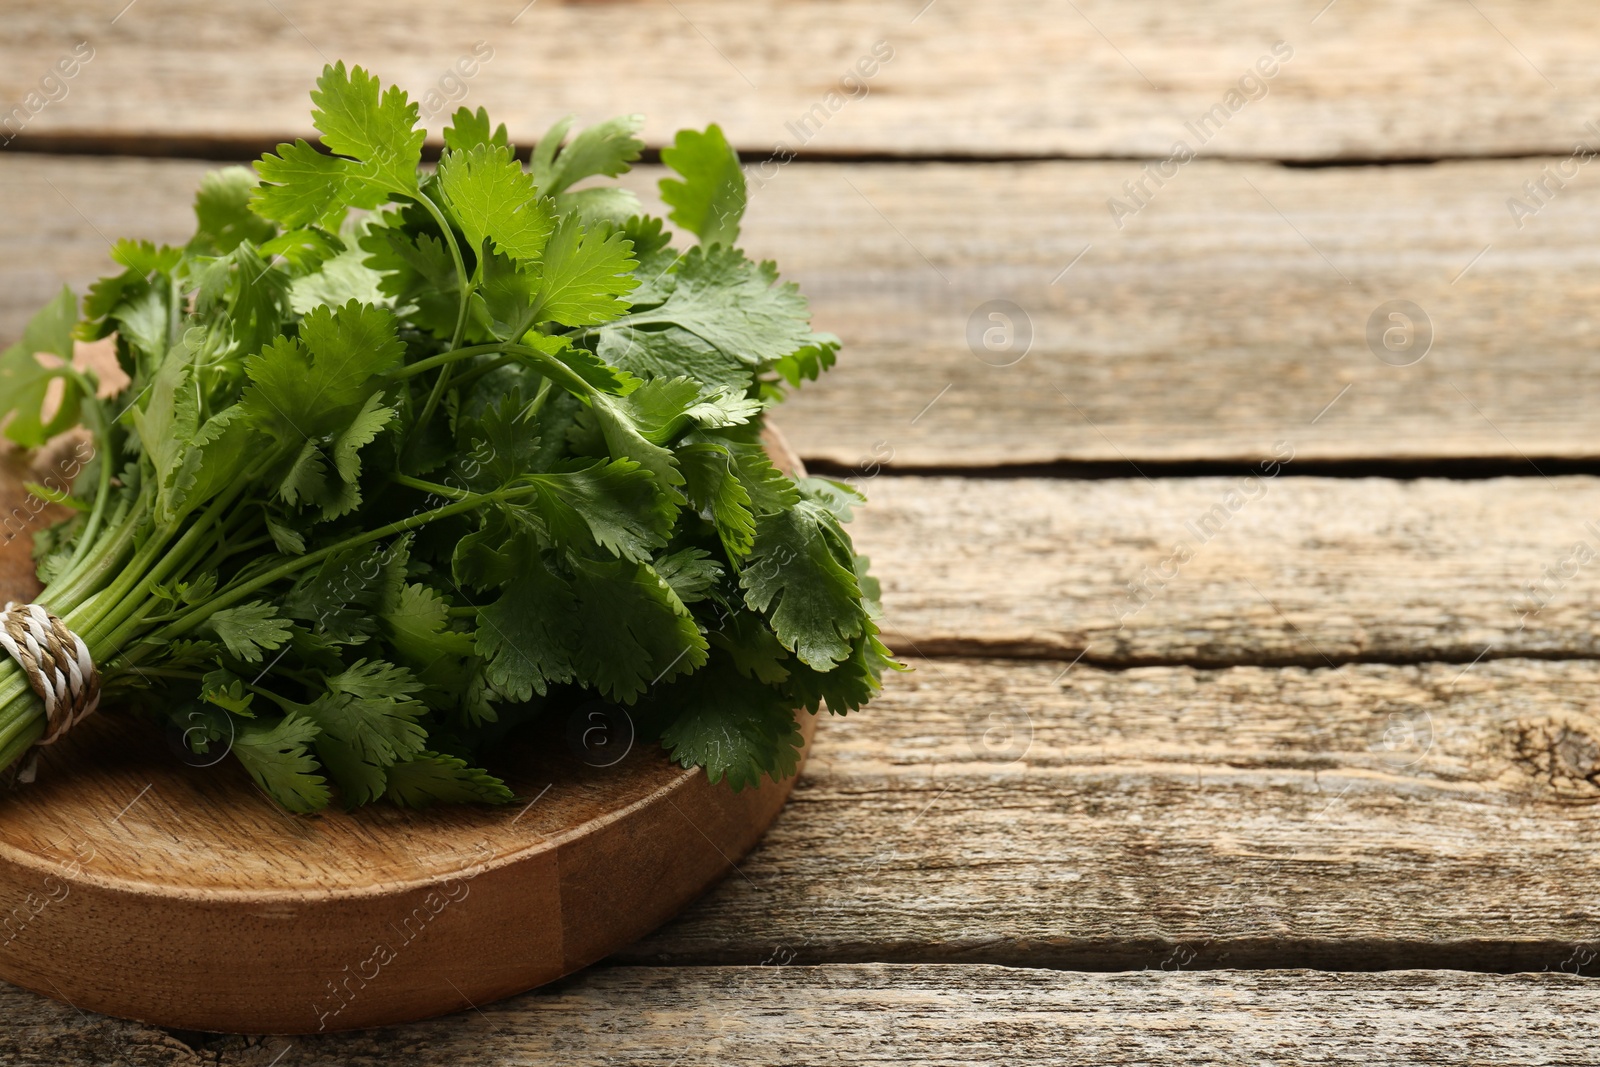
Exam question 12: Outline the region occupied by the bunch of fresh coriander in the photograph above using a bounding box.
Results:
[0,63,897,812]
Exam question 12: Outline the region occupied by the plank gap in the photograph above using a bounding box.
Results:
[806,456,1600,482]
[1,134,1588,170]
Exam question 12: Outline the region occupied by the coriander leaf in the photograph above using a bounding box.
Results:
[259,227,345,273]
[206,601,294,663]
[555,186,644,227]
[233,714,331,813]
[524,458,672,562]
[315,736,390,807]
[384,752,514,808]
[765,333,840,396]
[598,323,752,393]
[533,114,643,196]
[569,557,707,704]
[655,547,723,604]
[784,628,901,717]
[475,552,578,700]
[359,215,460,337]
[382,582,476,670]
[111,238,183,277]
[289,244,387,314]
[311,61,424,198]
[325,658,426,701]
[253,139,370,230]
[523,214,637,327]
[240,300,403,504]
[660,667,803,790]
[437,143,555,262]
[457,392,542,491]
[443,105,510,153]
[796,476,866,521]
[331,392,397,486]
[190,166,276,254]
[264,511,307,555]
[192,242,292,356]
[614,376,702,444]
[741,499,868,671]
[609,245,810,365]
[659,124,746,246]
[0,287,81,447]
[684,389,764,429]
[302,690,427,766]
[589,392,684,507]
[680,441,755,556]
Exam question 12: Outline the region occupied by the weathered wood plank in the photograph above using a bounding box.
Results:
[854,475,1600,663]
[624,657,1600,971]
[4,155,1598,467]
[10,966,1600,1064]
[0,979,193,1065]
[180,966,1600,1065]
[7,2,1600,160]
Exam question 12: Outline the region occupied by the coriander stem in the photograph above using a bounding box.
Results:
[145,493,496,646]
[393,473,471,500]
[412,190,474,440]
[392,343,506,380]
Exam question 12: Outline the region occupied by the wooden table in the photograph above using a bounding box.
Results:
[5,2,1600,1063]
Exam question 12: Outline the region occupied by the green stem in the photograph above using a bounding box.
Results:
[412,190,474,440]
[143,492,499,647]
[55,376,114,581]
[393,343,506,381]
[393,473,472,500]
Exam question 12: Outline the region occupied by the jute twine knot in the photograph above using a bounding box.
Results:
[0,602,100,748]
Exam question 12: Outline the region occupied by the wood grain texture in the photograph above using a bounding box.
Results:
[0,980,193,1067]
[10,965,1600,1066]
[0,432,817,1035]
[183,967,1600,1066]
[626,656,1600,972]
[853,475,1600,664]
[5,155,1600,468]
[5,1,1600,160]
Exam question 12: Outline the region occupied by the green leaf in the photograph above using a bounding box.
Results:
[443,105,510,153]
[310,61,424,198]
[524,458,673,563]
[325,658,426,701]
[437,143,555,262]
[384,752,513,808]
[475,553,578,700]
[302,690,427,767]
[240,300,404,508]
[190,166,276,254]
[555,186,644,227]
[289,244,387,315]
[599,323,751,393]
[741,500,869,671]
[656,547,723,604]
[523,214,637,327]
[233,714,331,813]
[253,139,372,230]
[259,227,345,272]
[382,582,476,669]
[609,245,810,365]
[660,666,803,790]
[533,114,643,196]
[0,287,81,447]
[206,601,294,663]
[659,124,746,246]
[569,557,708,704]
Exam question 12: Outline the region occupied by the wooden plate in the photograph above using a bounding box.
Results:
[0,429,813,1034]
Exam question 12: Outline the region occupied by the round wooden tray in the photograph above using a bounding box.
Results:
[0,430,812,1034]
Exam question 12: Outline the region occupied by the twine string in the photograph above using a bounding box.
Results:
[0,602,100,747]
